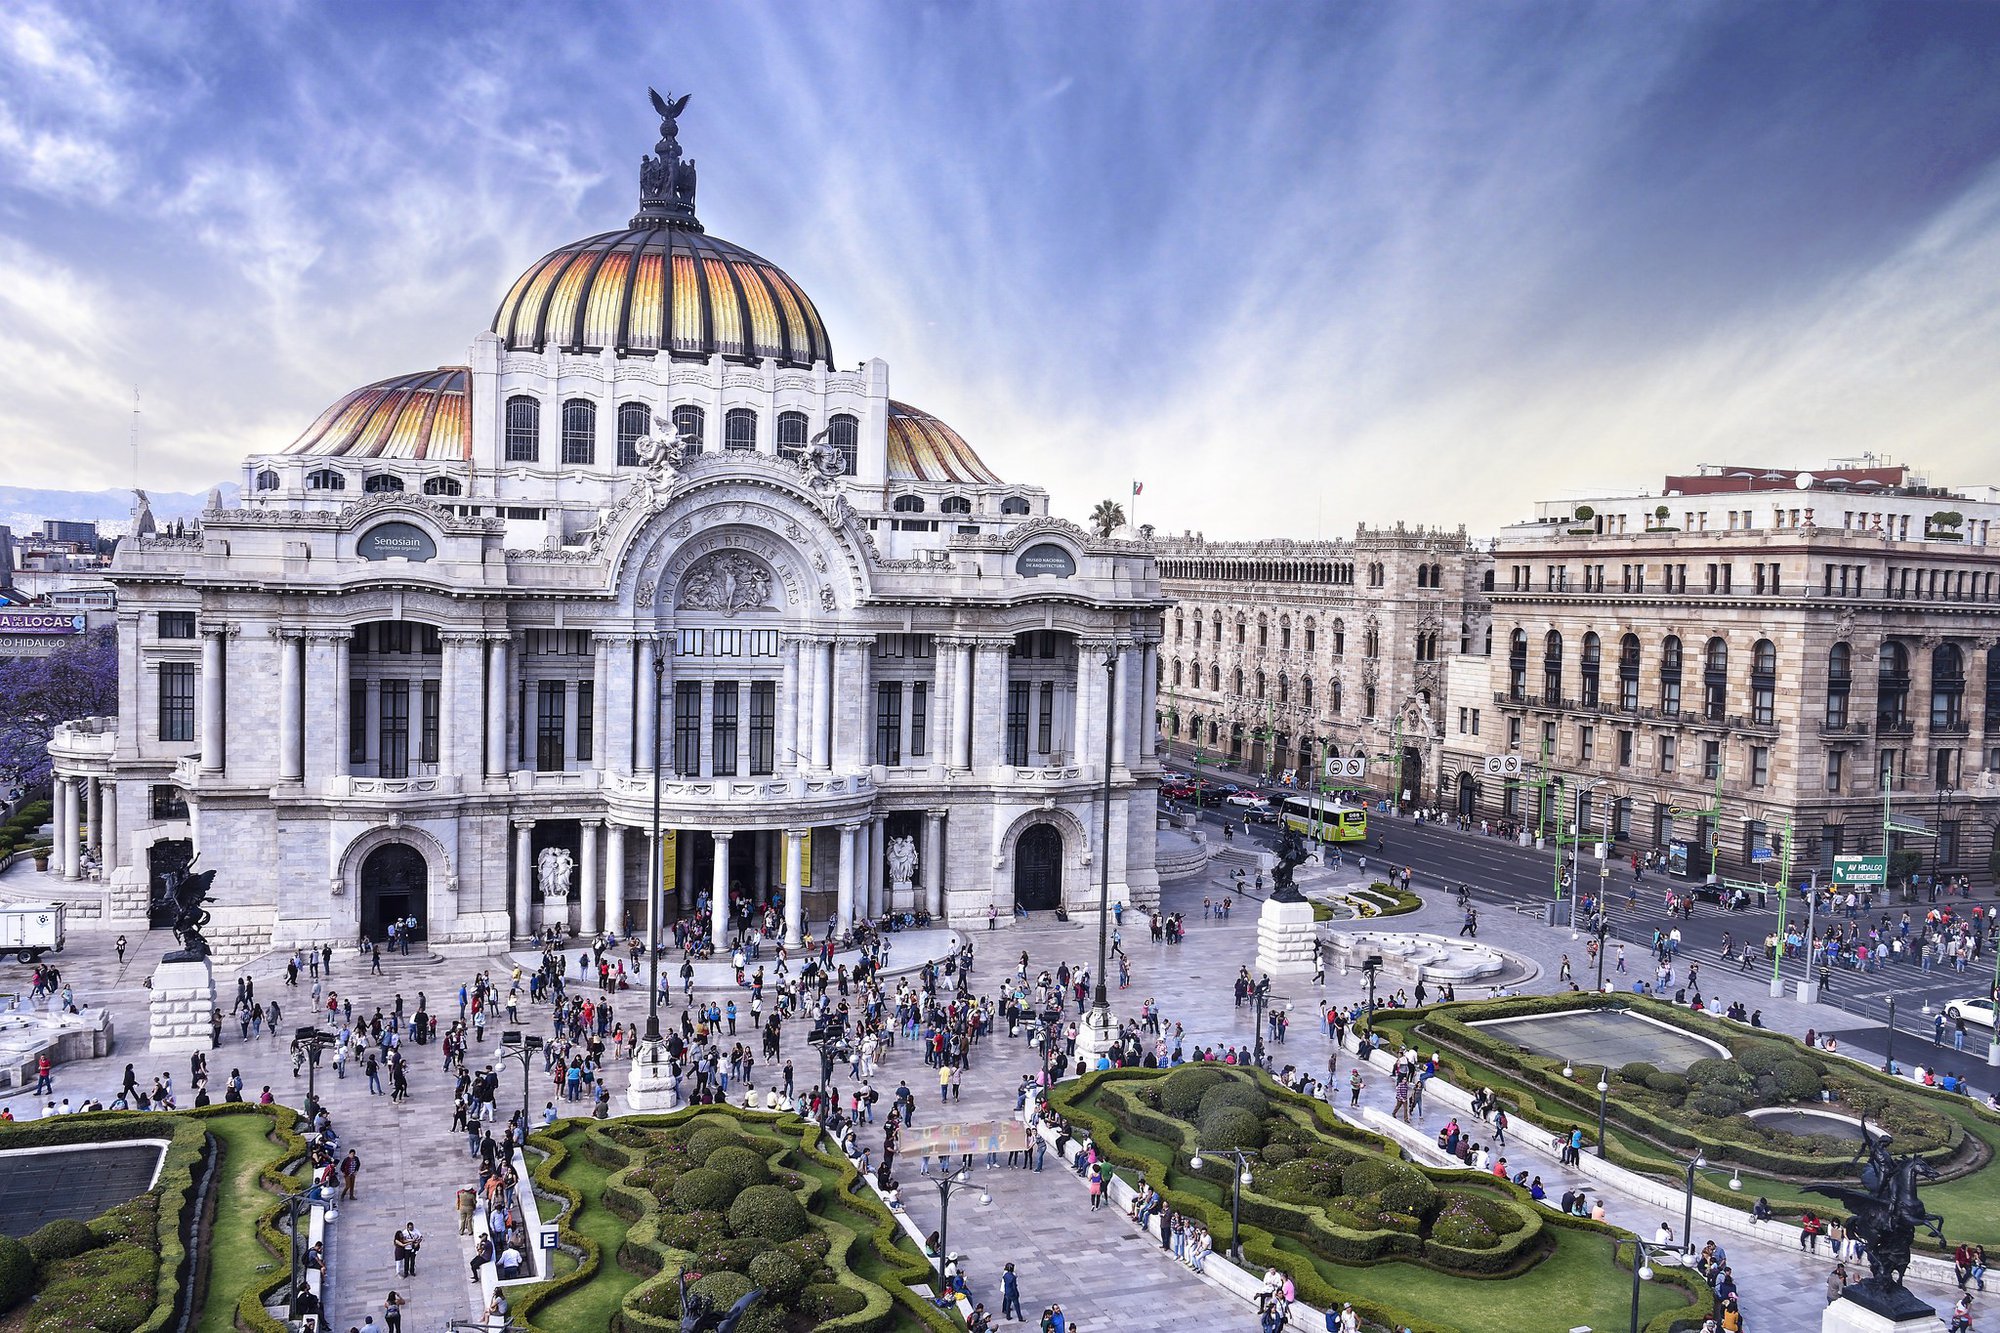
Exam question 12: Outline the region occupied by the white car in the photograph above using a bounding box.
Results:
[1944,997,1998,1030]
[1224,793,1271,811]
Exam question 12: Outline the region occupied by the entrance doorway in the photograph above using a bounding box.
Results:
[1399,747,1423,809]
[1013,824,1063,912]
[359,843,427,943]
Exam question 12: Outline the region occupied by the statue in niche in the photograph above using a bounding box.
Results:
[679,551,773,616]
[887,836,919,892]
[625,419,690,512]
[536,846,575,901]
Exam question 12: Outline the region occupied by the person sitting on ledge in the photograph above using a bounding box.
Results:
[1750,1197,1774,1224]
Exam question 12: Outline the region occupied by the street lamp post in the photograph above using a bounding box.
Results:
[283,1187,335,1319]
[1188,1147,1256,1261]
[1623,1238,1681,1333]
[1081,649,1119,1065]
[1250,977,1269,1069]
[928,1164,991,1305]
[1593,914,1611,994]
[291,1026,330,1122]
[1361,955,1382,1040]
[1678,1151,1742,1255]
[647,642,666,1043]
[499,1030,546,1133]
[1596,1075,1610,1159]
[1883,995,1898,1075]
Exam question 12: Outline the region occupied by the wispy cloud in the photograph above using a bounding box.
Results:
[1,1,1998,540]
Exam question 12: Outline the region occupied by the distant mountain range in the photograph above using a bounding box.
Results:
[0,484,239,536]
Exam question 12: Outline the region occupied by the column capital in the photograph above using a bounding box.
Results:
[832,635,877,651]
[839,821,864,834]
[199,620,242,639]
[305,629,354,645]
[438,630,494,645]
[267,625,309,642]
[783,827,809,839]
[924,807,948,821]
[580,817,604,829]
[712,829,733,844]
[511,817,538,831]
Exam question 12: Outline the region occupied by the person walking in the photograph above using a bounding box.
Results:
[1000,1261,1023,1321]
[383,1292,404,1333]
[339,1149,361,1200]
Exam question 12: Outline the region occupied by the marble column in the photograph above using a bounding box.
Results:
[832,640,870,772]
[809,641,833,770]
[602,824,625,939]
[971,643,1009,770]
[85,779,101,862]
[332,635,351,774]
[950,643,974,769]
[932,640,957,776]
[199,627,226,774]
[1112,644,1134,769]
[783,828,806,947]
[780,639,802,772]
[1077,642,1108,778]
[485,635,511,779]
[677,834,694,912]
[868,817,885,916]
[303,632,350,787]
[922,809,944,916]
[512,820,535,939]
[1140,643,1160,759]
[580,819,601,936]
[591,638,612,770]
[99,783,117,872]
[836,823,858,933]
[636,637,658,773]
[61,777,82,881]
[753,830,772,906]
[48,778,67,878]
[277,630,304,781]
[710,831,732,945]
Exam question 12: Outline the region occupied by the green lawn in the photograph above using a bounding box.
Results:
[194,1111,297,1333]
[533,1145,641,1333]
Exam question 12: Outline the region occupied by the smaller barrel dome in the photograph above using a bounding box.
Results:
[286,367,471,460]
[887,401,1002,484]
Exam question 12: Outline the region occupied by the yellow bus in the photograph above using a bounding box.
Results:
[1281,795,1368,844]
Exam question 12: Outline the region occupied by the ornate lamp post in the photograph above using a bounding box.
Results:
[1883,995,1898,1075]
[1623,1237,1681,1333]
[499,1030,546,1135]
[1596,1074,1610,1158]
[1188,1147,1256,1261]
[1678,1150,1741,1255]
[1081,649,1119,1066]
[928,1164,991,1305]
[647,641,666,1043]
[283,1187,336,1319]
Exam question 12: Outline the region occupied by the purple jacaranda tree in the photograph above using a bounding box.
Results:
[0,628,118,791]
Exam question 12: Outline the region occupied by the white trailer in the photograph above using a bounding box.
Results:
[0,903,66,962]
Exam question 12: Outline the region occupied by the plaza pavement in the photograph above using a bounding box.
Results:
[0,852,1978,1333]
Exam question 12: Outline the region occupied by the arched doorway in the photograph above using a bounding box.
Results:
[1013,825,1063,912]
[360,842,427,943]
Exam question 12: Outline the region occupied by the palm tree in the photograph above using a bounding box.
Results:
[1089,499,1127,538]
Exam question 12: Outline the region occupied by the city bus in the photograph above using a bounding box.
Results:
[1280,795,1368,844]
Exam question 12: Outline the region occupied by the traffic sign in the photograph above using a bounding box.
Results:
[1750,846,1774,862]
[1323,756,1368,779]
[1833,854,1887,885]
[1482,754,1523,777]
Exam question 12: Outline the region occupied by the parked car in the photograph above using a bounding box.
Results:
[1224,792,1270,810]
[1945,997,1999,1030]
[1216,782,1243,796]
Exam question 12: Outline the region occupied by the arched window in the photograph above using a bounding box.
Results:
[1659,635,1683,716]
[504,394,540,462]
[1330,620,1344,656]
[1277,673,1289,704]
[777,411,809,462]
[672,404,706,455]
[1255,671,1267,700]
[1507,628,1528,700]
[1825,642,1852,728]
[1304,617,1316,653]
[724,407,757,452]
[422,476,462,496]
[1304,678,1315,709]
[1209,665,1220,692]
[827,413,859,474]
[562,398,596,465]
[1232,668,1244,695]
[892,495,926,513]
[1172,659,1183,687]
[1580,632,1602,707]
[1279,616,1292,651]
[1703,637,1729,721]
[305,468,346,491]
[1618,633,1640,710]
[1235,614,1247,645]
[1878,641,1910,725]
[1751,637,1778,727]
[1001,496,1031,515]
[1542,630,1563,703]
[1257,614,1269,650]
[362,473,404,493]
[1365,685,1377,717]
[1365,624,1380,657]
[617,402,651,467]
[254,469,280,491]
[940,496,972,514]
[1330,680,1342,715]
[1931,642,1965,729]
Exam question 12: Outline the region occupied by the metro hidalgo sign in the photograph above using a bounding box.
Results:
[0,611,87,635]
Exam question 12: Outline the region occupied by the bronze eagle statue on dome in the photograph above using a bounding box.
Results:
[650,88,691,132]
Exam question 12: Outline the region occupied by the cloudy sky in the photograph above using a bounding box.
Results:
[4,1,2000,537]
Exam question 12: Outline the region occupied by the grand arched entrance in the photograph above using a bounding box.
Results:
[360,843,427,943]
[1013,824,1063,912]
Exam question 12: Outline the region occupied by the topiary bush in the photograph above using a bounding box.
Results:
[688,1269,756,1309]
[655,1209,731,1253]
[1774,1060,1823,1102]
[0,1235,33,1314]
[1197,1080,1270,1124]
[1199,1105,1266,1151]
[686,1126,747,1165]
[801,1282,867,1321]
[672,1166,741,1213]
[1157,1065,1230,1118]
[728,1184,810,1242]
[1617,1062,1658,1086]
[706,1145,774,1193]
[747,1249,808,1302]
[23,1218,96,1266]
[1261,1144,1299,1167]
[1644,1072,1689,1098]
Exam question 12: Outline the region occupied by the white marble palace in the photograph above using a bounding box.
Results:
[48,93,1166,956]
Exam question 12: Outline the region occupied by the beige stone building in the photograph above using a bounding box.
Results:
[1441,462,2000,886]
[1154,526,1492,806]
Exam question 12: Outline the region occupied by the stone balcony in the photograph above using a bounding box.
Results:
[601,770,877,828]
[49,716,116,768]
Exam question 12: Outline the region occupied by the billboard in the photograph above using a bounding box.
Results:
[0,611,86,635]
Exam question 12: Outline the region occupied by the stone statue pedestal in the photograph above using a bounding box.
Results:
[889,876,917,913]
[1256,895,1318,975]
[1821,1288,1936,1333]
[1075,1004,1120,1072]
[626,1036,680,1113]
[148,958,216,1054]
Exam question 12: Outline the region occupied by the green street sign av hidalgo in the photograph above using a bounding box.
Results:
[1833,854,1888,886]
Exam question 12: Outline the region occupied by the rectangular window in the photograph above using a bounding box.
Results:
[350,679,368,764]
[676,629,704,656]
[159,611,197,639]
[1542,721,1556,753]
[1579,726,1594,761]
[875,682,903,766]
[749,630,779,657]
[711,629,741,657]
[159,662,196,741]
[1458,707,1469,735]
[1006,682,1031,766]
[536,680,566,772]
[1826,749,1844,793]
[1702,739,1720,780]
[517,681,528,765]
[1038,681,1055,754]
[1471,709,1480,736]
[1941,820,1960,869]
[673,681,701,775]
[748,682,775,775]
[376,678,409,778]
[1618,730,1633,767]
[421,679,440,764]
[150,783,188,820]
[575,681,593,762]
[1507,717,1521,748]
[1750,746,1769,787]
[910,682,928,756]
[711,682,739,777]
[1658,734,1677,773]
